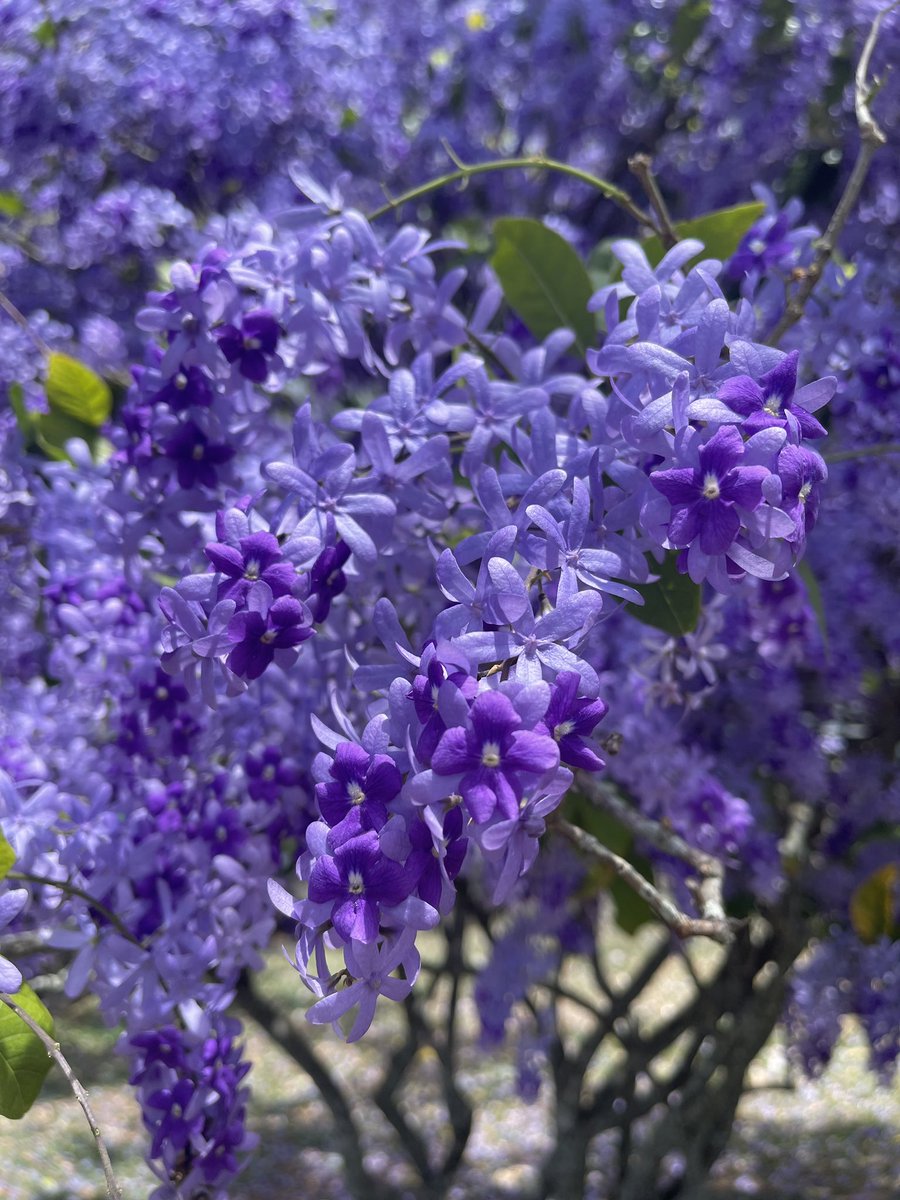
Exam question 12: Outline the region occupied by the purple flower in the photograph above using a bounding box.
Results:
[307,540,351,622]
[0,888,28,992]
[160,419,235,490]
[651,426,769,556]
[307,831,410,943]
[777,445,827,545]
[716,351,829,440]
[316,743,402,846]
[148,364,214,412]
[431,691,559,824]
[534,672,608,771]
[226,588,313,680]
[205,531,297,603]
[306,927,421,1041]
[406,807,468,911]
[217,309,281,382]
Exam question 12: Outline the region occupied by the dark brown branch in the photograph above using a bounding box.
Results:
[235,976,384,1200]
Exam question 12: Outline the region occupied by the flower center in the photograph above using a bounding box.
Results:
[347,782,365,806]
[798,481,812,504]
[243,558,260,580]
[764,391,785,416]
[702,473,721,501]
[261,630,277,644]
[262,764,276,781]
[192,443,205,460]
[243,336,262,351]
[154,686,169,701]
[553,720,574,740]
[347,869,365,895]
[481,741,501,768]
[174,372,188,390]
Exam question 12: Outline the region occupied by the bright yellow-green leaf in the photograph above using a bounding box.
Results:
[0,831,14,881]
[45,352,112,428]
[0,985,55,1120]
[850,864,899,945]
[0,191,26,219]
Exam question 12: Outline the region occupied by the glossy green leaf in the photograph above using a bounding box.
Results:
[850,865,899,945]
[45,352,112,428]
[491,217,596,354]
[626,552,701,637]
[642,201,766,269]
[0,984,55,1120]
[0,831,14,881]
[796,560,829,650]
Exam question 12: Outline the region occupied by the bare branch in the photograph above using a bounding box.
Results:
[0,992,123,1200]
[627,154,678,249]
[768,1,897,344]
[575,773,728,925]
[553,816,736,944]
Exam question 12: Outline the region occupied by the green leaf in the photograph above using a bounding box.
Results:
[610,867,656,936]
[641,201,766,269]
[44,352,112,428]
[0,831,14,881]
[0,191,26,219]
[0,985,55,1120]
[33,409,101,462]
[850,865,899,945]
[491,217,596,354]
[626,551,701,637]
[33,18,59,48]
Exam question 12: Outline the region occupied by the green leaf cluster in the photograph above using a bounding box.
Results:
[626,552,701,637]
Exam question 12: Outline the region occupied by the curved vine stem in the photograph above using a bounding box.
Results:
[369,142,655,232]
[0,992,124,1200]
[767,1,898,345]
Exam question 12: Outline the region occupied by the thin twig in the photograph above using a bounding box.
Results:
[767,1,897,344]
[0,992,123,1200]
[9,870,144,949]
[0,289,51,355]
[575,774,728,925]
[825,441,900,463]
[627,154,678,249]
[369,148,655,231]
[553,817,736,944]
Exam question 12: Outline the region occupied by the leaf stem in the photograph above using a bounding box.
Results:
[0,992,124,1200]
[369,145,655,231]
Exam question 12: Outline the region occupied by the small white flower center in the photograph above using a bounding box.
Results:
[174,372,188,390]
[702,473,721,501]
[260,630,277,644]
[431,684,440,710]
[553,720,575,740]
[481,741,501,768]
[154,686,169,701]
[262,764,276,781]
[243,336,262,350]
[749,238,767,255]
[798,482,812,504]
[347,782,365,806]
[244,558,260,580]
[347,869,365,895]
[764,391,784,416]
[192,444,205,460]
